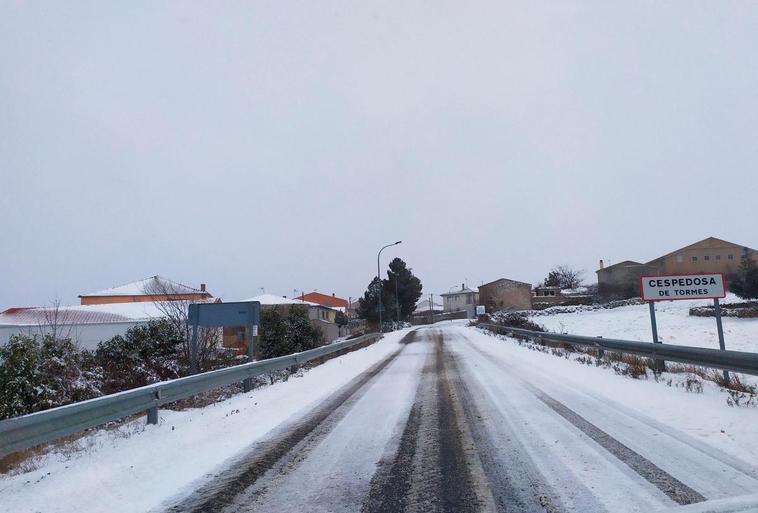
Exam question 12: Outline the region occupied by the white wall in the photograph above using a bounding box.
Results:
[0,321,148,351]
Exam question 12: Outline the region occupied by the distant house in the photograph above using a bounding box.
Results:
[440,284,479,318]
[597,237,758,300]
[646,237,757,277]
[596,260,657,300]
[533,286,561,298]
[79,275,212,305]
[296,292,349,312]
[478,278,532,312]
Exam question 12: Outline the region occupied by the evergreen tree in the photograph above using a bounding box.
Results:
[729,248,758,300]
[383,258,423,321]
[356,277,385,322]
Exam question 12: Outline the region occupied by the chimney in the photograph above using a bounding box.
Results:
[599,260,604,270]
[200,283,206,292]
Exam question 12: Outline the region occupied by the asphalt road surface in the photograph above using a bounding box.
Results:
[160,326,758,513]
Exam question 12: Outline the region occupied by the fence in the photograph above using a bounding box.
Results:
[478,323,758,376]
[0,332,382,459]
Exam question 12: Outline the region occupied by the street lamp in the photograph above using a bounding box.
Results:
[377,240,402,332]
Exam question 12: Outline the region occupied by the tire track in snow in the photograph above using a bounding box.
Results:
[362,330,495,513]
[162,330,418,513]
[463,340,706,506]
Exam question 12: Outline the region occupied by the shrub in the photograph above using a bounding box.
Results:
[492,312,545,332]
[0,335,102,420]
[94,319,183,394]
[259,306,324,360]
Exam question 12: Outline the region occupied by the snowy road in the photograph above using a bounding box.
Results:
[157,326,758,513]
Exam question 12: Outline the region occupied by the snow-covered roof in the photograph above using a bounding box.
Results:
[241,294,325,308]
[80,275,208,298]
[440,287,478,296]
[0,301,168,326]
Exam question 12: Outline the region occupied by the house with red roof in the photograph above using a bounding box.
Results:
[296,292,348,311]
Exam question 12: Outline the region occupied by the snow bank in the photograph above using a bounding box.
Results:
[530,294,758,353]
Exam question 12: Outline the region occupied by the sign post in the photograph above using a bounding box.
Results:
[640,273,727,377]
[713,298,729,383]
[648,302,663,371]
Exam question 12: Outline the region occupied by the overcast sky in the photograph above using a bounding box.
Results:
[1,1,757,309]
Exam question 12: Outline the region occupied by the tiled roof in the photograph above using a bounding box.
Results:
[297,292,349,308]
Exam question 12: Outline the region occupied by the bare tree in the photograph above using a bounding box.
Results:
[36,297,74,341]
[143,277,220,370]
[543,265,585,289]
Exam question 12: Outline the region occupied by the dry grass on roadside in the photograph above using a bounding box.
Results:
[477,327,758,407]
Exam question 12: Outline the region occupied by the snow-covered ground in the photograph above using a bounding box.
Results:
[530,294,758,353]
[0,328,413,513]
[457,325,758,511]
[463,325,758,466]
[3,324,758,513]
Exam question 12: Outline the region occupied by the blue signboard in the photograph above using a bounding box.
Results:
[188,302,261,384]
[188,301,260,327]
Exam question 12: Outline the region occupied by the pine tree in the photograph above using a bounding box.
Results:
[383,258,423,321]
[729,248,758,300]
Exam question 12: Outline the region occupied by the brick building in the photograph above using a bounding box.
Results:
[478,278,532,312]
[597,237,758,300]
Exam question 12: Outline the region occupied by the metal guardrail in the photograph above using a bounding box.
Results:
[479,324,758,376]
[0,333,382,459]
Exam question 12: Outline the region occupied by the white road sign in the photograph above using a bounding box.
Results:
[476,305,486,315]
[640,273,726,301]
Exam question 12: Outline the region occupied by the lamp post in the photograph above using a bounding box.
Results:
[377,240,402,332]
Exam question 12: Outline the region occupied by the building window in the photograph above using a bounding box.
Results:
[716,255,721,261]
[728,254,734,260]
[466,295,471,304]
[692,256,698,262]
[704,255,710,261]
[676,255,683,263]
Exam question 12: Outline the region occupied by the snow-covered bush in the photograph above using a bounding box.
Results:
[488,312,545,332]
[94,319,183,394]
[0,335,102,420]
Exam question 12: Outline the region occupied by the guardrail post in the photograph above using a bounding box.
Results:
[146,390,160,425]
[596,336,604,359]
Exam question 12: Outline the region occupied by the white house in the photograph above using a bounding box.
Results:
[0,302,167,350]
[440,284,479,318]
